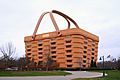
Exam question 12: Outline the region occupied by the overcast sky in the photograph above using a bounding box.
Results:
[0,0,120,60]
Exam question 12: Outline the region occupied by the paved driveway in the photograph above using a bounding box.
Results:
[0,71,103,80]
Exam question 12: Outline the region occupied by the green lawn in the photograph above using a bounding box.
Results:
[72,70,120,80]
[0,71,71,76]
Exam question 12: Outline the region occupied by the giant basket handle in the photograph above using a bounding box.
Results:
[32,11,70,40]
[52,10,80,29]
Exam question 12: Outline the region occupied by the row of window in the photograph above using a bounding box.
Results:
[26,57,88,67]
[27,54,94,61]
[37,41,96,46]
[67,64,88,68]
[67,65,87,68]
[27,45,95,52]
[27,43,96,49]
[27,48,95,52]
[83,48,95,53]
[38,40,71,46]
[27,50,95,56]
[37,46,72,51]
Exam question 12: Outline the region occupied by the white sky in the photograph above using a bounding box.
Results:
[0,0,120,60]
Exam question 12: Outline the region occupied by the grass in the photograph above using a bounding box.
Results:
[0,71,71,76]
[72,70,120,80]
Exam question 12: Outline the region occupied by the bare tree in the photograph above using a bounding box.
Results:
[18,57,27,70]
[43,45,55,71]
[117,57,120,70]
[0,42,16,68]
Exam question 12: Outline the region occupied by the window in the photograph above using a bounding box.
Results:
[51,47,56,49]
[38,52,42,54]
[27,49,31,51]
[66,45,71,48]
[51,51,56,54]
[83,65,86,67]
[28,57,31,59]
[52,56,56,58]
[53,60,56,62]
[67,65,72,67]
[67,55,72,57]
[66,50,72,53]
[32,54,35,57]
[38,48,42,50]
[84,37,88,40]
[66,40,71,43]
[51,42,56,45]
[83,60,86,63]
[38,44,42,46]
[67,60,72,62]
[92,40,95,42]
[38,61,42,65]
[92,44,95,46]
[27,53,31,55]
[38,40,42,42]
[84,46,87,49]
[92,57,94,59]
[39,57,42,59]
[84,51,87,53]
[92,48,95,51]
[84,41,88,44]
[83,56,86,58]
[92,53,94,55]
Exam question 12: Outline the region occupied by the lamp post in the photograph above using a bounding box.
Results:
[99,56,105,77]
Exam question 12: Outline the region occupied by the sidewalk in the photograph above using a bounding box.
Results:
[65,71,103,79]
[0,71,103,80]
